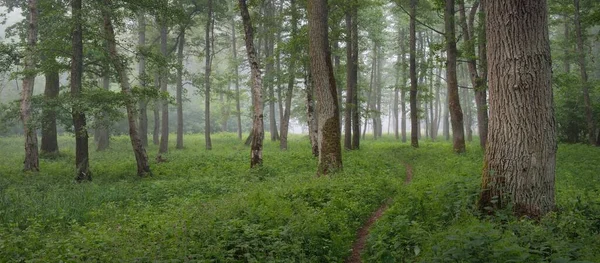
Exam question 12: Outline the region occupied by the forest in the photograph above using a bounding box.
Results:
[0,0,599,262]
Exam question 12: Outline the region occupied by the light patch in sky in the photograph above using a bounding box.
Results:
[0,7,24,40]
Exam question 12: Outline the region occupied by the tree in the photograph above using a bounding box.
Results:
[71,0,91,182]
[445,0,466,153]
[308,0,343,175]
[40,63,59,155]
[204,0,213,150]
[231,11,242,140]
[158,5,169,154]
[176,27,185,149]
[280,0,298,151]
[409,0,419,148]
[479,0,556,218]
[344,4,355,149]
[102,0,152,177]
[574,0,595,145]
[239,0,264,168]
[20,0,39,171]
[138,12,148,147]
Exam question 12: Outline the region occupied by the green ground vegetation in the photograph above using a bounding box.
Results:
[0,134,599,262]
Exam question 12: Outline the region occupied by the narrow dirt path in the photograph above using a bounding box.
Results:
[345,162,414,263]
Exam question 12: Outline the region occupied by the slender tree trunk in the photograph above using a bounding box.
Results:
[158,15,169,153]
[344,10,353,149]
[446,0,466,153]
[433,63,441,139]
[308,0,342,174]
[350,5,360,149]
[444,93,450,141]
[21,0,39,171]
[479,0,556,218]
[205,0,213,150]
[563,18,570,73]
[41,66,59,154]
[375,45,383,138]
[400,29,407,143]
[280,0,298,151]
[138,12,148,147]
[306,68,319,157]
[102,0,151,177]
[176,28,185,149]
[393,53,400,140]
[96,74,110,151]
[153,74,160,145]
[574,0,595,145]
[232,13,242,140]
[409,0,419,148]
[239,0,264,167]
[72,0,91,181]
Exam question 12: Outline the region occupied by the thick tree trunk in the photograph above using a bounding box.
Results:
[280,0,298,151]
[308,0,342,175]
[446,0,466,153]
[102,0,151,177]
[479,0,556,219]
[409,0,419,148]
[205,0,213,150]
[41,67,59,154]
[138,12,148,147]
[176,28,185,149]
[232,15,243,140]
[574,0,595,145]
[239,0,264,167]
[72,0,91,181]
[158,17,169,153]
[21,0,39,171]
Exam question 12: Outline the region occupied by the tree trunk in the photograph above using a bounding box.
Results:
[21,0,39,171]
[205,0,213,150]
[158,15,169,153]
[102,0,151,177]
[344,11,353,149]
[393,52,400,140]
[232,13,242,140]
[138,12,148,147]
[375,45,383,138]
[308,0,342,175]
[446,0,466,153]
[409,0,419,148]
[306,68,319,157]
[153,74,160,145]
[96,74,110,151]
[239,0,264,167]
[72,0,91,181]
[280,0,298,151]
[400,29,407,143]
[176,28,185,149]
[477,0,489,147]
[41,66,59,154]
[479,0,556,219]
[350,5,360,149]
[574,0,595,145]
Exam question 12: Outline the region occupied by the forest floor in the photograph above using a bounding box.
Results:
[0,134,599,262]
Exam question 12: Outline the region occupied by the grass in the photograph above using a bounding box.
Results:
[0,134,598,262]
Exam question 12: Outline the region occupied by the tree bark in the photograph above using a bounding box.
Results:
[409,0,419,148]
[102,0,152,177]
[445,0,466,153]
[350,5,360,149]
[232,14,242,140]
[400,29,407,143]
[477,0,488,147]
[239,0,264,167]
[344,10,353,149]
[280,0,298,151]
[479,0,556,219]
[574,0,595,145]
[21,0,39,171]
[41,66,59,154]
[138,12,148,147]
[205,0,213,150]
[72,0,91,181]
[306,68,319,157]
[158,14,169,153]
[176,28,185,149]
[308,0,342,175]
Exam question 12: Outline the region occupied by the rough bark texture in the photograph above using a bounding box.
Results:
[308,0,343,175]
[409,0,419,148]
[205,0,213,150]
[176,29,185,149]
[239,0,264,168]
[138,12,148,147]
[446,0,466,153]
[232,14,242,140]
[72,0,91,181]
[102,0,152,177]
[479,0,556,219]
[574,0,595,145]
[41,67,59,154]
[280,0,298,151]
[21,0,39,171]
[158,18,169,153]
